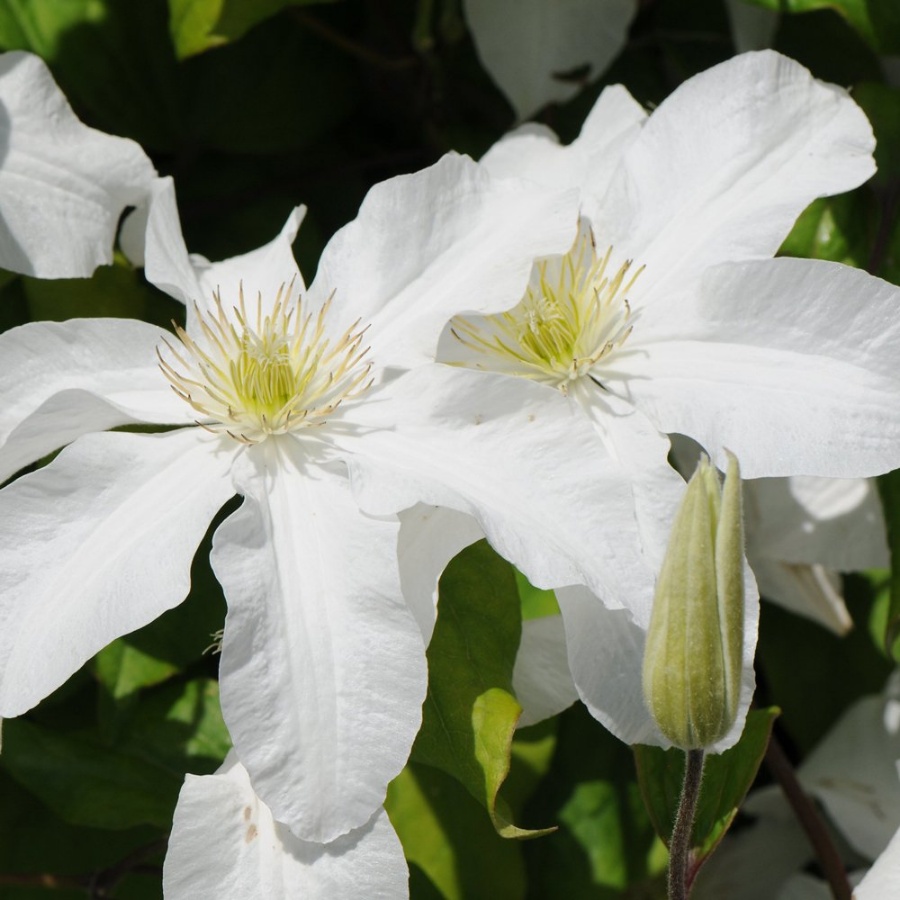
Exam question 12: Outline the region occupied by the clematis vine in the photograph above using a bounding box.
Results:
[0,52,658,846]
[435,50,900,748]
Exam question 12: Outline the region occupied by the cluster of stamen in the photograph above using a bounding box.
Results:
[450,227,640,393]
[158,283,373,444]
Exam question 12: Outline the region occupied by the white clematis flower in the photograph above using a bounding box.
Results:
[0,114,655,841]
[0,52,156,278]
[437,51,899,747]
[164,753,409,900]
[462,0,637,121]
[744,475,888,633]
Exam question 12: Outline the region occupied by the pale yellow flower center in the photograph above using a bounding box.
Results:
[158,284,372,444]
[450,227,641,392]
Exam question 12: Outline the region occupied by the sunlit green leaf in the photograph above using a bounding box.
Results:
[387,762,526,900]
[95,640,180,702]
[634,708,778,865]
[168,0,336,59]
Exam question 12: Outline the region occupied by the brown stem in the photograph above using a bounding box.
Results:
[291,10,417,70]
[669,749,705,900]
[765,732,852,900]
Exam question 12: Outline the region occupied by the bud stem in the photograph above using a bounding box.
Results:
[668,748,705,900]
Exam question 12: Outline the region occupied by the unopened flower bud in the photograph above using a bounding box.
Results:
[642,452,744,750]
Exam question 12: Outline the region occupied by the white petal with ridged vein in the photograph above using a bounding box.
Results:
[601,51,875,313]
[338,365,653,615]
[480,85,646,209]
[0,428,235,715]
[0,318,189,484]
[212,442,426,843]
[463,0,636,120]
[0,52,156,277]
[306,153,578,371]
[613,257,900,479]
[165,754,408,900]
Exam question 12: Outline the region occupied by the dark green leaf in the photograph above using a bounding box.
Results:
[633,707,778,864]
[757,579,892,753]
[1,718,182,829]
[877,471,900,660]
[521,703,666,897]
[411,540,549,837]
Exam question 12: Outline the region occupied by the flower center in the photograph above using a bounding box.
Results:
[449,224,640,392]
[158,283,372,444]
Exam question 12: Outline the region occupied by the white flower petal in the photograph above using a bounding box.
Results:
[212,443,427,843]
[602,51,875,308]
[746,476,888,571]
[0,318,188,484]
[481,84,646,207]
[857,825,900,900]
[142,177,305,327]
[397,504,483,643]
[750,559,852,635]
[800,687,900,859]
[725,0,779,52]
[307,153,578,370]
[512,614,578,728]
[340,365,654,615]
[0,51,156,277]
[462,0,636,120]
[0,428,234,715]
[616,258,900,479]
[164,754,408,900]
[556,556,759,750]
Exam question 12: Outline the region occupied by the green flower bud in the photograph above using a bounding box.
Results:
[642,452,744,750]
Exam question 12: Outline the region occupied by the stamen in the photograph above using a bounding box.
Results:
[450,224,641,393]
[158,283,372,444]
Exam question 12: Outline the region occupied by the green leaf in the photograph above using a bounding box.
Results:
[747,0,900,52]
[411,540,550,838]
[387,762,527,900]
[95,640,180,702]
[853,83,900,189]
[521,703,666,896]
[168,0,336,59]
[0,0,186,152]
[22,261,158,322]
[0,718,182,829]
[108,677,231,780]
[633,707,778,865]
[515,568,559,620]
[757,580,892,753]
[778,193,875,268]
[0,769,162,900]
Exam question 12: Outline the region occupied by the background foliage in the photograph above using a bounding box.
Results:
[2,0,900,896]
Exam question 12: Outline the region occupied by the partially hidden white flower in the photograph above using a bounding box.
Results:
[0,52,156,277]
[695,672,900,898]
[438,50,900,749]
[0,53,658,843]
[462,0,637,120]
[744,475,887,634]
[164,752,408,900]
